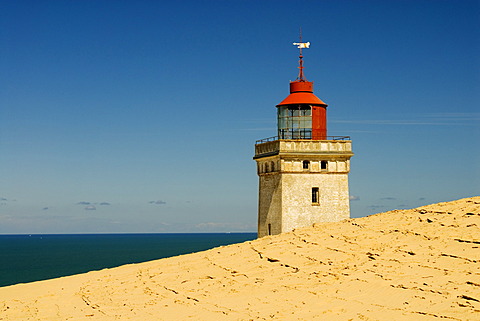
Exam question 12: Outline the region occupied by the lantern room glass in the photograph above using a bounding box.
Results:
[277,105,312,139]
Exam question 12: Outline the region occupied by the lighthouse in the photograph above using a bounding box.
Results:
[254,39,353,238]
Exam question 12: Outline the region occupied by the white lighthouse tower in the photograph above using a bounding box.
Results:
[254,39,353,237]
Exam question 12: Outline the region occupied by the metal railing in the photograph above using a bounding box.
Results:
[256,135,351,144]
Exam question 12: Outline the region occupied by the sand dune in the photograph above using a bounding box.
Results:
[1,197,479,320]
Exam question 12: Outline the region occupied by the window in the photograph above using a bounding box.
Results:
[277,105,312,139]
[271,161,275,172]
[268,223,272,235]
[312,187,319,204]
[321,161,328,170]
[303,160,310,169]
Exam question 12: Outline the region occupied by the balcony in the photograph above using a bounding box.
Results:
[256,135,350,144]
[254,137,353,159]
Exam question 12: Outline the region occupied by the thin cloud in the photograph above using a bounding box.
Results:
[85,205,96,211]
[42,207,49,211]
[242,118,276,123]
[0,197,7,201]
[194,222,255,231]
[368,205,386,211]
[240,127,277,131]
[77,201,110,206]
[380,197,396,201]
[426,112,480,121]
[196,222,229,228]
[149,200,166,205]
[331,119,449,126]
[330,112,480,127]
[349,195,360,201]
[0,214,72,222]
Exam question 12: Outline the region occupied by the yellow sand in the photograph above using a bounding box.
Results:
[1,197,479,320]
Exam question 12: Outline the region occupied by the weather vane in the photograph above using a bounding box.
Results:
[292,29,310,81]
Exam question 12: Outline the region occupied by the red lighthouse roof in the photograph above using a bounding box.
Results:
[277,80,328,107]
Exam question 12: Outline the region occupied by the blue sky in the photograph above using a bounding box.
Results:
[1,0,478,233]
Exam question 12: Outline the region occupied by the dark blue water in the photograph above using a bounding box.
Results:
[0,233,256,287]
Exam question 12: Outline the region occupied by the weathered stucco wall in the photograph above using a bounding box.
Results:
[257,171,350,237]
[280,173,350,233]
[257,172,282,237]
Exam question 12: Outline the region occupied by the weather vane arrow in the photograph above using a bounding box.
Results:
[293,29,310,81]
[293,42,310,48]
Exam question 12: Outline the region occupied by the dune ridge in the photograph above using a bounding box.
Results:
[1,197,479,320]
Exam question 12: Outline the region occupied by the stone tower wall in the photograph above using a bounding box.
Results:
[255,139,353,238]
[280,172,350,233]
[257,172,282,237]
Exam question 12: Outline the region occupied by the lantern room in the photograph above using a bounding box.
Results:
[277,80,328,140]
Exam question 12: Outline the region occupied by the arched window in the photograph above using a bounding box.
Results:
[271,161,275,172]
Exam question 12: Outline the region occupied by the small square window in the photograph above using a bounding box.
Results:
[321,161,328,170]
[303,160,310,169]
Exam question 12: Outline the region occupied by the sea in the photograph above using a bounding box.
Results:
[0,233,256,288]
